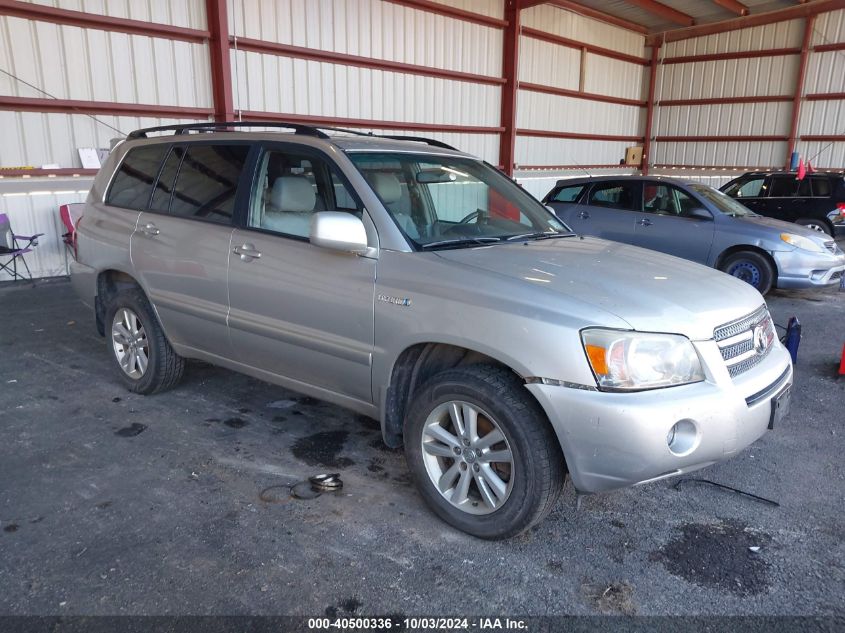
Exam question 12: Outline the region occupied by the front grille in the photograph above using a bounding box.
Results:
[714,306,776,378]
[831,270,843,282]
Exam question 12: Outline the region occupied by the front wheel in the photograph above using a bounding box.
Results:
[719,251,774,295]
[106,289,185,394]
[404,365,565,539]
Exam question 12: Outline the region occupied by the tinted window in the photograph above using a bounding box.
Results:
[106,144,169,209]
[724,176,765,198]
[552,184,586,203]
[588,182,638,210]
[810,176,831,197]
[149,147,181,212]
[169,145,249,223]
[643,183,700,217]
[769,176,798,197]
[248,150,361,239]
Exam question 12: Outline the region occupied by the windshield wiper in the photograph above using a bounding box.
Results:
[421,237,502,250]
[505,231,574,241]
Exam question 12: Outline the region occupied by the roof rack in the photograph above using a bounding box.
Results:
[125,120,459,151]
[126,121,331,140]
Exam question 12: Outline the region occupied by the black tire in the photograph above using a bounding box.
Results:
[105,288,185,394]
[719,250,775,295]
[795,218,832,236]
[404,364,566,539]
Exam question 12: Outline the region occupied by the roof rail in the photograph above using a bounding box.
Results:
[126,121,331,140]
[311,126,458,151]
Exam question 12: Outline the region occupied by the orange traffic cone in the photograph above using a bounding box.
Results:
[839,344,845,376]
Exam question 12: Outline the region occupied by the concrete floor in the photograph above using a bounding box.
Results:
[0,277,843,618]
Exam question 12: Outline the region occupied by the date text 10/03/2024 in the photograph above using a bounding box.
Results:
[307,617,529,630]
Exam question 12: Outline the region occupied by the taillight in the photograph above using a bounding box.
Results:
[837,202,845,217]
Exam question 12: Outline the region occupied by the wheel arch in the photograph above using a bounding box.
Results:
[714,245,778,285]
[95,269,144,336]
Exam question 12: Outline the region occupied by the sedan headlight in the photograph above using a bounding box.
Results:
[581,329,705,391]
[780,233,826,253]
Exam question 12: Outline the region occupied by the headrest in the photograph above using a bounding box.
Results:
[367,173,402,204]
[271,176,316,212]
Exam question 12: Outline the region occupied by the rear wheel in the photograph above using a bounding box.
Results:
[404,364,565,539]
[795,218,832,235]
[719,250,774,295]
[106,289,184,394]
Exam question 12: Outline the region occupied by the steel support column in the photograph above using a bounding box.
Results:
[786,15,816,168]
[641,43,660,175]
[499,0,520,176]
[206,0,234,122]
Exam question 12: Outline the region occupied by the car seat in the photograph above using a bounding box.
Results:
[262,176,317,236]
[367,173,419,239]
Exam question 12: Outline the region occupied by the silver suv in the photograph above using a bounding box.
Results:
[71,122,794,539]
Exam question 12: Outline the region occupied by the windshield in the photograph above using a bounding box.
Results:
[347,152,571,249]
[689,183,757,217]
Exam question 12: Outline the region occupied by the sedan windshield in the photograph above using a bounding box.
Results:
[689,183,757,217]
[347,152,571,249]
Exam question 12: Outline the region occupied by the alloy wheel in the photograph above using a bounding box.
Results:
[111,307,149,379]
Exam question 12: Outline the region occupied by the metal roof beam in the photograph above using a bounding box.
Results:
[545,1,650,34]
[712,0,749,16]
[624,0,695,26]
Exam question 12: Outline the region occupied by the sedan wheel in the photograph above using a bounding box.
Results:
[720,251,774,295]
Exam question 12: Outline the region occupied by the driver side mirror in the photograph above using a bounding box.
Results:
[687,208,712,221]
[310,212,369,254]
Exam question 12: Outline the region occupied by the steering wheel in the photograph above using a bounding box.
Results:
[458,208,487,224]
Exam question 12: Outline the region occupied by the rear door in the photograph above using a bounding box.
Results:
[764,175,801,222]
[131,142,252,358]
[569,180,641,243]
[632,182,715,263]
[226,143,376,404]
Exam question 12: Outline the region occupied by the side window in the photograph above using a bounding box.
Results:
[768,176,798,197]
[248,149,361,238]
[643,183,699,217]
[724,176,765,198]
[552,184,586,203]
[587,181,638,211]
[810,177,831,197]
[149,147,182,212]
[105,144,170,209]
[169,144,249,224]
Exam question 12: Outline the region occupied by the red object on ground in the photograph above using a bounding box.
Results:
[839,344,845,376]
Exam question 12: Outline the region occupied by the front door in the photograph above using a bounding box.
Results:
[226,144,376,404]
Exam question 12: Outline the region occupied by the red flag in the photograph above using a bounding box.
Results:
[807,161,815,173]
[796,158,806,180]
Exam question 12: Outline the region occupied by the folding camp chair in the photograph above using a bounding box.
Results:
[0,213,43,281]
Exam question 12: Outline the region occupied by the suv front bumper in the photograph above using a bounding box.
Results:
[526,343,792,494]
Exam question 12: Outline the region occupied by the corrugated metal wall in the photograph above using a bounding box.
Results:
[803,9,845,169]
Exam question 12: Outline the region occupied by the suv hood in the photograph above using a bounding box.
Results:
[433,236,764,341]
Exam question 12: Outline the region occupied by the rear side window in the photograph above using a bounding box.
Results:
[149,147,182,212]
[587,181,638,211]
[768,176,798,197]
[106,144,170,209]
[551,184,585,203]
[169,145,250,224]
[809,176,831,197]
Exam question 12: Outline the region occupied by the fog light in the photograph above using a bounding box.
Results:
[667,419,698,456]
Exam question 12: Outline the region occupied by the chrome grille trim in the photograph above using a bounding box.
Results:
[714,306,775,378]
[713,305,769,342]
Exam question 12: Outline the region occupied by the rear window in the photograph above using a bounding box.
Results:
[106,144,170,209]
[809,176,831,197]
[769,176,798,197]
[169,145,250,224]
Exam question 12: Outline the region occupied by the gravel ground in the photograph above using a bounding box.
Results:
[0,275,843,620]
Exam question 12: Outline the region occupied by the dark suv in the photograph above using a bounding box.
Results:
[720,171,845,236]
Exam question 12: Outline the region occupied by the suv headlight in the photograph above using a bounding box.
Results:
[780,233,826,253]
[581,329,705,391]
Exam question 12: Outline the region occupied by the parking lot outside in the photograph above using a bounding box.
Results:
[1,257,843,617]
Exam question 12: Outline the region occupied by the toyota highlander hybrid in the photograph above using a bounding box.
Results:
[70,122,794,539]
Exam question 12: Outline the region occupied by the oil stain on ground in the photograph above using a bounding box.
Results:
[115,423,146,437]
[291,430,354,469]
[223,417,248,429]
[657,520,772,596]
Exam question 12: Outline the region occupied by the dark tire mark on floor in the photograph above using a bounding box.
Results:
[115,422,146,437]
[291,431,354,468]
[223,417,248,429]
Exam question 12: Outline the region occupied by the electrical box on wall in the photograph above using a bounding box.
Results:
[625,146,643,166]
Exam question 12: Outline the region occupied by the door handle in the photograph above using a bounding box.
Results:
[233,243,262,261]
[578,211,590,219]
[639,218,653,226]
[141,222,160,236]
